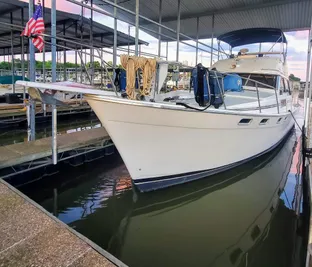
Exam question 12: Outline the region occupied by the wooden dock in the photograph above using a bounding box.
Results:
[0,127,110,169]
[0,101,90,119]
[0,178,123,267]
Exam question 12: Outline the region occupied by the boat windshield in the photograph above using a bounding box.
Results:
[239,73,277,89]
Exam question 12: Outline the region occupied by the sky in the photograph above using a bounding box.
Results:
[16,0,310,80]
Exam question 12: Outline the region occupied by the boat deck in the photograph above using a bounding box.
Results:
[0,127,110,169]
[0,179,120,267]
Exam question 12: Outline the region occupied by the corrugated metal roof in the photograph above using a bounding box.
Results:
[0,0,147,56]
[94,0,312,41]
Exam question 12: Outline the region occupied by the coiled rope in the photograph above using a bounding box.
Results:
[120,54,157,100]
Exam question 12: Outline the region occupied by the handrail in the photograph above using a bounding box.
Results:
[210,70,283,113]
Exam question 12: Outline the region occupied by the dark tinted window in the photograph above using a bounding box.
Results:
[240,73,277,89]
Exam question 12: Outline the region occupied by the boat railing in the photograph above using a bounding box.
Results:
[211,71,280,114]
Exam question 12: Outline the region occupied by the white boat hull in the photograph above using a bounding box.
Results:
[86,95,296,192]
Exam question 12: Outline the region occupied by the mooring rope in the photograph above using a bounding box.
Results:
[120,54,157,99]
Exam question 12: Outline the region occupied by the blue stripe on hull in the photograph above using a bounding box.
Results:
[134,126,294,192]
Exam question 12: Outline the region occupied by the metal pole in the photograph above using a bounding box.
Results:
[51,0,56,83]
[176,0,181,64]
[113,0,117,70]
[304,20,312,127]
[210,14,215,67]
[135,0,139,56]
[26,103,31,141]
[90,0,94,85]
[63,23,67,82]
[29,0,36,141]
[68,0,223,55]
[217,40,220,61]
[166,41,168,61]
[51,0,57,163]
[42,0,46,116]
[10,12,15,93]
[75,23,78,82]
[158,0,162,57]
[195,17,199,65]
[128,25,130,55]
[29,1,35,82]
[101,46,104,89]
[256,83,261,113]
[306,44,312,133]
[52,104,57,164]
[175,0,181,87]
[21,8,25,101]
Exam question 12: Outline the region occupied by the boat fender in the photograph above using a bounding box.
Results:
[209,69,224,108]
[191,64,210,107]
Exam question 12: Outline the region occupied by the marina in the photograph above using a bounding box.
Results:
[0,0,312,266]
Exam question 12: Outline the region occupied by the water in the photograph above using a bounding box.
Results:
[20,129,307,267]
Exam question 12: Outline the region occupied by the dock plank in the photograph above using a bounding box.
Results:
[0,127,110,169]
[0,179,119,267]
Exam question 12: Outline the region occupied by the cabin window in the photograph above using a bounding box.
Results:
[240,73,277,89]
[238,118,252,125]
[259,118,269,125]
[230,248,243,265]
[251,225,261,241]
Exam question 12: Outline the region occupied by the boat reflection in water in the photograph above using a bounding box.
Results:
[35,129,303,267]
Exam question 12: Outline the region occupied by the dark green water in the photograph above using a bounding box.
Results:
[20,129,307,267]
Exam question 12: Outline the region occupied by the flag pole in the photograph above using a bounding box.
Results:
[28,0,36,141]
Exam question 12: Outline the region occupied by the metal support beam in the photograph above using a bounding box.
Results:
[158,0,162,57]
[51,0,57,83]
[67,0,222,54]
[29,0,35,141]
[51,0,57,161]
[195,17,199,65]
[128,25,130,55]
[135,0,139,56]
[63,23,67,81]
[90,0,94,85]
[29,0,35,82]
[21,8,25,101]
[75,22,78,83]
[52,105,58,165]
[304,19,312,127]
[10,12,15,93]
[176,0,181,64]
[210,14,214,67]
[42,0,46,116]
[158,0,308,23]
[113,0,117,70]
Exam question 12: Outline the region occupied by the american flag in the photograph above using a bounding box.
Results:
[21,2,45,52]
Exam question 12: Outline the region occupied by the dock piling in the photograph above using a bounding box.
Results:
[52,104,58,165]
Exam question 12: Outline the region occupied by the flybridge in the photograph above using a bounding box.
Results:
[218,28,287,48]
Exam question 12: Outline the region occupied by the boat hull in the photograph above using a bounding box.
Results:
[86,96,296,192]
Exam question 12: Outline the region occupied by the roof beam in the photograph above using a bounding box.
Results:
[0,6,22,17]
[156,0,309,23]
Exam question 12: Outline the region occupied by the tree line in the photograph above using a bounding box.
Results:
[0,59,112,70]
